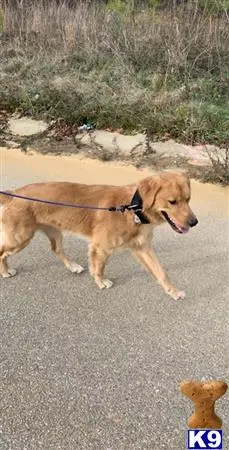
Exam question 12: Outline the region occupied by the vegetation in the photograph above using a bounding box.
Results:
[0,0,228,146]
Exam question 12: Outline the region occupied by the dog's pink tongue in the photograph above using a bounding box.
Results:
[175,222,189,233]
[180,227,189,234]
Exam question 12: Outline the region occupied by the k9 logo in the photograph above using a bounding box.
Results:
[187,430,223,449]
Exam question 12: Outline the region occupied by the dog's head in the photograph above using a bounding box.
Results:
[138,172,198,233]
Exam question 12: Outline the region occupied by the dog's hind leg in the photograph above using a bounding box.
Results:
[0,254,17,278]
[0,236,34,278]
[89,243,113,289]
[0,205,36,278]
[41,225,84,274]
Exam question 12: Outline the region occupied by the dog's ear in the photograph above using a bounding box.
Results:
[138,176,161,210]
[175,171,190,189]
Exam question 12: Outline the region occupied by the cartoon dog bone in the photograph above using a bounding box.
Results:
[180,380,228,429]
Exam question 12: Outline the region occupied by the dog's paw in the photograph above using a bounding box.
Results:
[102,279,113,289]
[69,262,84,274]
[167,286,186,300]
[2,268,18,278]
[96,278,113,289]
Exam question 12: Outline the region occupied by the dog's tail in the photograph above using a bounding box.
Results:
[0,191,14,205]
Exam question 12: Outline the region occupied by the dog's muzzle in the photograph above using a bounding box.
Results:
[161,211,198,234]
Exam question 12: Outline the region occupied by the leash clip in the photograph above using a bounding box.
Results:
[119,204,128,213]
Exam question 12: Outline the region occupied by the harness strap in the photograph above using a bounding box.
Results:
[128,189,150,224]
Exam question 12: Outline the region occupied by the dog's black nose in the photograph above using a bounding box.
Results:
[189,216,198,227]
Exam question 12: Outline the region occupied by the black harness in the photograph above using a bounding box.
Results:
[129,189,150,224]
[109,190,150,224]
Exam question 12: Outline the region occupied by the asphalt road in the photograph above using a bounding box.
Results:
[1,150,229,450]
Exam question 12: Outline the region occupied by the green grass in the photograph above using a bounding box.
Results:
[0,0,228,146]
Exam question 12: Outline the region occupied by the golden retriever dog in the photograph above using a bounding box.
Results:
[0,172,198,300]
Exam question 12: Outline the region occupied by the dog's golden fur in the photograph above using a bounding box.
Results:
[0,172,197,299]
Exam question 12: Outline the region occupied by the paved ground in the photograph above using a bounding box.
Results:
[0,151,228,450]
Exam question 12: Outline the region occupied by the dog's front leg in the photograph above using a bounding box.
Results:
[89,244,113,289]
[133,245,185,300]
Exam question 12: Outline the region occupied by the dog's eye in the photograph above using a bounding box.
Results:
[168,200,177,205]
